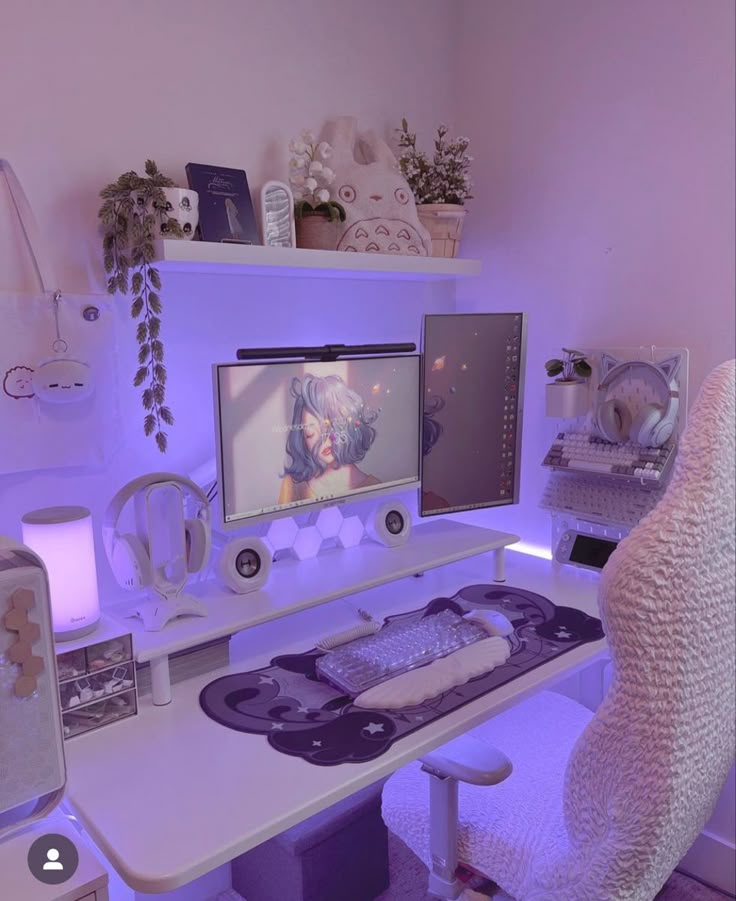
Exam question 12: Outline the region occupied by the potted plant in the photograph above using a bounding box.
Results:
[288,130,345,250]
[396,119,473,258]
[545,348,592,418]
[98,160,192,452]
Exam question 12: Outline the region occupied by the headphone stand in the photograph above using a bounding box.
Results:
[129,592,208,633]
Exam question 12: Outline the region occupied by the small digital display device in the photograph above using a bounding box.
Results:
[214,355,421,527]
[555,528,620,571]
[420,312,526,516]
[568,534,618,569]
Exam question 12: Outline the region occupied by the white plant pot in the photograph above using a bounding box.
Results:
[133,187,199,240]
[546,381,589,419]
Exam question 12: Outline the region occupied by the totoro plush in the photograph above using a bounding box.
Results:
[320,117,432,256]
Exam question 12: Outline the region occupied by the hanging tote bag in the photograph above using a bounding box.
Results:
[0,160,119,474]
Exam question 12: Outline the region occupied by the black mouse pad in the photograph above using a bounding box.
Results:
[199,584,604,766]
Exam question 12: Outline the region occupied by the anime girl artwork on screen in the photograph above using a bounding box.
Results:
[278,374,381,503]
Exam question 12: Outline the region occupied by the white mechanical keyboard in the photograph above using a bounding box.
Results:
[541,471,666,527]
[316,609,487,696]
[543,432,675,483]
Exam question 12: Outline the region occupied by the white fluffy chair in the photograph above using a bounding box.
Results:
[382,360,736,901]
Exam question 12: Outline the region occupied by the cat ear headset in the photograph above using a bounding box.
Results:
[103,473,211,591]
[593,355,681,448]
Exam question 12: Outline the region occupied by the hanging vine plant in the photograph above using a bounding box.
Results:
[98,160,182,452]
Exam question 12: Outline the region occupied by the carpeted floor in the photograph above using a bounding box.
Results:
[376,832,732,901]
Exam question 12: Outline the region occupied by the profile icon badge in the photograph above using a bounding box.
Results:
[27,833,79,885]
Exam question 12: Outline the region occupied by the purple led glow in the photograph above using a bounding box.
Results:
[292,525,323,561]
[337,515,364,549]
[315,507,344,539]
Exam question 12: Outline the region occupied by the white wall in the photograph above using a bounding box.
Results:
[453,0,736,886]
[0,0,460,599]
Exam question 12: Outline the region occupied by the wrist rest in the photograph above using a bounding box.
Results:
[353,636,511,710]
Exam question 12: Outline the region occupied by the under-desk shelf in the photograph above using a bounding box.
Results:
[109,519,518,668]
[153,239,481,280]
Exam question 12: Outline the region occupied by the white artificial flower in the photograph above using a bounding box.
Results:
[317,142,333,160]
[290,174,306,187]
[292,187,305,199]
[289,158,304,170]
[315,188,330,203]
[301,129,316,144]
[320,166,334,182]
[304,177,318,191]
[308,160,323,175]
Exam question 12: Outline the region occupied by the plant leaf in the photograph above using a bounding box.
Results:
[142,388,154,410]
[155,431,168,453]
[160,406,174,426]
[131,297,144,318]
[133,366,149,386]
[138,344,151,364]
[144,413,156,436]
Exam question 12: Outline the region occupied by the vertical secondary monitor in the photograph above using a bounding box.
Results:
[420,312,526,516]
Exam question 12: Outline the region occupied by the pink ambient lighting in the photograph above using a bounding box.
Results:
[21,506,101,641]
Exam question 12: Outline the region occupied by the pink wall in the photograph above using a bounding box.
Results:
[453,0,735,550]
[453,0,736,877]
[0,0,459,598]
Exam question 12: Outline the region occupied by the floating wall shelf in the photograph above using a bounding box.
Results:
[153,239,481,281]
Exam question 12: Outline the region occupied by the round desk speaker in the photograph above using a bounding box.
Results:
[368,501,412,548]
[218,537,272,594]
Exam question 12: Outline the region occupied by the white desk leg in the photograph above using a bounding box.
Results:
[150,655,171,706]
[493,547,506,582]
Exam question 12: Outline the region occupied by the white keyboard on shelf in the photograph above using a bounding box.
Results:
[541,471,666,527]
[543,431,676,483]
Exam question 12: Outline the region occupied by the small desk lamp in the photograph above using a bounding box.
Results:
[21,506,101,641]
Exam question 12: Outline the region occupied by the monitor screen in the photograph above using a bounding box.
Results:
[420,313,526,516]
[215,355,421,526]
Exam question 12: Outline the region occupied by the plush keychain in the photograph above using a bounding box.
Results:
[2,291,94,404]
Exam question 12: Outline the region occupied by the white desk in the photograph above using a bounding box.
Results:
[64,551,606,893]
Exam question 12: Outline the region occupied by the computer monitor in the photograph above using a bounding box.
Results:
[420,312,526,516]
[214,355,421,527]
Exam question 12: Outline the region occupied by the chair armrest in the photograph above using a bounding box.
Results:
[420,735,513,786]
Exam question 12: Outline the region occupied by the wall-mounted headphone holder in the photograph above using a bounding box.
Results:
[555,345,689,445]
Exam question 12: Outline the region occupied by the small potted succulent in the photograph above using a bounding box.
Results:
[288,130,345,250]
[545,348,592,418]
[396,119,472,258]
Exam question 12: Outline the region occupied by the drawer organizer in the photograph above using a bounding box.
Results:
[57,633,138,738]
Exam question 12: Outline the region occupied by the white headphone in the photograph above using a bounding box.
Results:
[103,473,211,592]
[593,356,681,447]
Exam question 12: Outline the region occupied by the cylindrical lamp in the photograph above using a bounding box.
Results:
[21,506,101,642]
